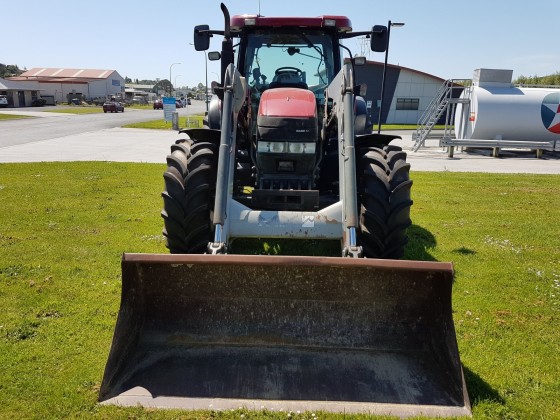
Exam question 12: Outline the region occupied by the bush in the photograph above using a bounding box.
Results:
[31,98,47,107]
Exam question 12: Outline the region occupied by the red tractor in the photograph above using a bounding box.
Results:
[100,4,469,417]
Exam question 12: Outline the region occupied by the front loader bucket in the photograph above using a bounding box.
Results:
[99,254,470,417]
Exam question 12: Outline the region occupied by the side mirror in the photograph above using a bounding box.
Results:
[207,51,221,61]
[194,25,210,51]
[371,25,388,52]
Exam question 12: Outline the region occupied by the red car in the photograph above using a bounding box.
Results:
[153,99,163,109]
[103,100,124,113]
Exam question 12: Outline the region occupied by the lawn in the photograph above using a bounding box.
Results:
[41,104,166,115]
[123,114,205,129]
[0,163,558,419]
[0,113,34,120]
[43,106,105,114]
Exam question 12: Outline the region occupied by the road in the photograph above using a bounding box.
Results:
[0,101,207,148]
[0,105,559,173]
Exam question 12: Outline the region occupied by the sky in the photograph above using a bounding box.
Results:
[3,0,560,88]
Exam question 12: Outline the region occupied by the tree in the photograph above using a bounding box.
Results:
[0,64,24,78]
[154,79,172,95]
[514,72,560,86]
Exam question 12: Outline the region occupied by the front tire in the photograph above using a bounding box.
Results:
[161,139,218,253]
[357,145,413,259]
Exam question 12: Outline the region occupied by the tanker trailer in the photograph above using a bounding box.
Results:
[449,68,560,157]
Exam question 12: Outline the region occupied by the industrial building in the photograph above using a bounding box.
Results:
[2,63,448,123]
[355,60,447,126]
[8,68,125,104]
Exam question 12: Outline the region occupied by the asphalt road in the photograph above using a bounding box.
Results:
[0,101,207,148]
[0,106,559,173]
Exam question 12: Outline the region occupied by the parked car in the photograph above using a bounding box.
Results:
[0,95,8,107]
[153,99,163,109]
[103,100,124,113]
[31,98,47,107]
[175,100,183,108]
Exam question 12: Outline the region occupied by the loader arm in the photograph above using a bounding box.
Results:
[208,64,248,254]
[325,62,362,257]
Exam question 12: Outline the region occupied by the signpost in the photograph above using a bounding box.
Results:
[163,97,176,122]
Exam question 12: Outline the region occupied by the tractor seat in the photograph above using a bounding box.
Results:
[268,72,308,90]
[268,81,308,90]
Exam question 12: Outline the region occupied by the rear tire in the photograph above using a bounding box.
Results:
[161,139,218,253]
[357,145,413,259]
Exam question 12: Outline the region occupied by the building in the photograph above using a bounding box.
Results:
[0,78,41,107]
[9,68,125,104]
[355,61,447,125]
[124,83,157,103]
[3,62,447,119]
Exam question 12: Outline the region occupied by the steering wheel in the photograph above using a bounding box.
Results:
[275,66,303,76]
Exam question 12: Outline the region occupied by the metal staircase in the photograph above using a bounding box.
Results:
[412,79,472,151]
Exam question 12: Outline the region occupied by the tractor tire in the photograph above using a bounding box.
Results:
[357,145,413,259]
[161,139,218,253]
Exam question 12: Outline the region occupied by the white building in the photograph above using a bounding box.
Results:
[10,68,125,104]
[125,83,156,103]
[0,77,41,107]
[355,61,448,125]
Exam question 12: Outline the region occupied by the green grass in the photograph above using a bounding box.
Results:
[0,113,34,120]
[43,104,154,115]
[44,106,104,114]
[123,114,205,129]
[127,104,153,110]
[0,164,558,419]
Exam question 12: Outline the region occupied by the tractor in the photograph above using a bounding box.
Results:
[99,4,470,417]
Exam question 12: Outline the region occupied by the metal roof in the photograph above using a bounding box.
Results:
[20,68,117,79]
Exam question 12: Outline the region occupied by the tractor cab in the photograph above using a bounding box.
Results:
[237,23,339,97]
[197,12,385,124]
[237,24,337,143]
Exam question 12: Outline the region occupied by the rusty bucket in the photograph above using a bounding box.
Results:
[99,253,470,417]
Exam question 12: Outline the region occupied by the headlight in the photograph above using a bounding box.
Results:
[258,141,316,154]
[288,142,316,154]
[288,142,304,154]
[258,141,286,153]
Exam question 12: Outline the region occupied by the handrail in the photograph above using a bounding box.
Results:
[412,79,471,151]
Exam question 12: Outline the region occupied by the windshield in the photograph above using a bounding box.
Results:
[242,29,335,94]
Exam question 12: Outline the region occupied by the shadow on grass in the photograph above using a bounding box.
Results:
[231,238,341,256]
[464,365,505,406]
[453,246,477,255]
[404,224,438,261]
[233,224,440,260]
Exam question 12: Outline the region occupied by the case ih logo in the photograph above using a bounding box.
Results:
[541,92,560,134]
